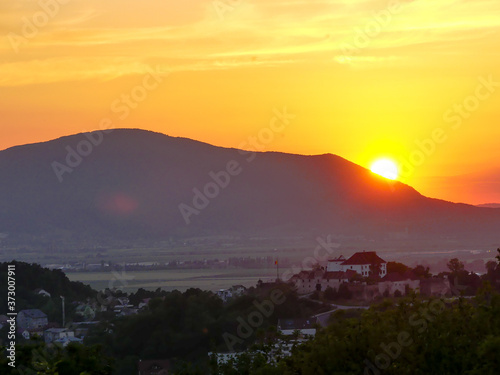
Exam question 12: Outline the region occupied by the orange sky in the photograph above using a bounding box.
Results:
[1,0,499,204]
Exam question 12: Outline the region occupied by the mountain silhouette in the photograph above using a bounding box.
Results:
[1,129,499,244]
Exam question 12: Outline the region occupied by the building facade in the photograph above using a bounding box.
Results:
[327,251,387,278]
[17,309,48,330]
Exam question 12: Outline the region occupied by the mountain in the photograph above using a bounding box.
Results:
[476,203,500,209]
[1,129,499,244]
[421,169,500,205]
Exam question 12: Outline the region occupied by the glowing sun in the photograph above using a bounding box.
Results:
[370,158,399,180]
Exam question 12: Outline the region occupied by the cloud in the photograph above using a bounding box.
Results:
[0,0,499,84]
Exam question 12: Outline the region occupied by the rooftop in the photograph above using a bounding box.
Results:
[342,251,386,266]
[19,309,47,319]
[328,255,346,262]
[278,318,316,331]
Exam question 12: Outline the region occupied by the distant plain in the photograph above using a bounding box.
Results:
[65,268,277,292]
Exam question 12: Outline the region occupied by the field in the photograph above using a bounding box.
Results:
[65,268,277,293]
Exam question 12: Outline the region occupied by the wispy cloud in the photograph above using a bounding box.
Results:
[1,0,499,84]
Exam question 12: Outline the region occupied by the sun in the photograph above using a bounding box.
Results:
[370,158,399,180]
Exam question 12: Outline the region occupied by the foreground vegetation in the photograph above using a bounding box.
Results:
[4,289,499,374]
[2,251,500,374]
[210,288,500,375]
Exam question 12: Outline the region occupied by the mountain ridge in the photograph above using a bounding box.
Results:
[0,128,498,245]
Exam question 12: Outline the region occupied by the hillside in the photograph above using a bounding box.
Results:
[0,129,499,245]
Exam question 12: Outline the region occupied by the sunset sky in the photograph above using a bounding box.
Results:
[1,0,499,204]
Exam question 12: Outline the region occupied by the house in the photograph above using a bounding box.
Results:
[326,256,346,272]
[116,297,130,306]
[70,321,100,339]
[327,251,387,278]
[138,298,151,310]
[210,319,317,370]
[55,336,83,347]
[278,318,316,337]
[230,285,246,297]
[210,341,302,369]
[44,328,76,344]
[114,305,138,317]
[216,289,232,302]
[17,309,48,330]
[137,359,171,375]
[209,352,241,366]
[34,288,51,298]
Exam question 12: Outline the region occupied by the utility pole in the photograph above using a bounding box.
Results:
[60,296,65,327]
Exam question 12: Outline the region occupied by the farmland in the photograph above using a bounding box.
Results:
[65,268,277,292]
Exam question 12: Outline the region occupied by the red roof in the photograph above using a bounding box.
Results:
[342,251,386,266]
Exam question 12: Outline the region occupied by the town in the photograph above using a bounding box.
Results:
[2,248,499,374]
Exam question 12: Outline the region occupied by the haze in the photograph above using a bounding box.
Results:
[1,0,500,204]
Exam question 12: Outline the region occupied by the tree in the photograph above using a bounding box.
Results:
[0,342,114,374]
[369,263,382,279]
[387,261,410,275]
[337,283,352,300]
[486,260,497,274]
[447,258,465,274]
[324,287,337,301]
[412,265,431,278]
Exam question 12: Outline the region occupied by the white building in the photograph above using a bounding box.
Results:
[17,309,48,330]
[327,251,387,278]
[289,269,355,294]
[326,256,346,272]
[230,285,246,297]
[278,318,317,338]
[216,289,232,302]
[44,328,75,344]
